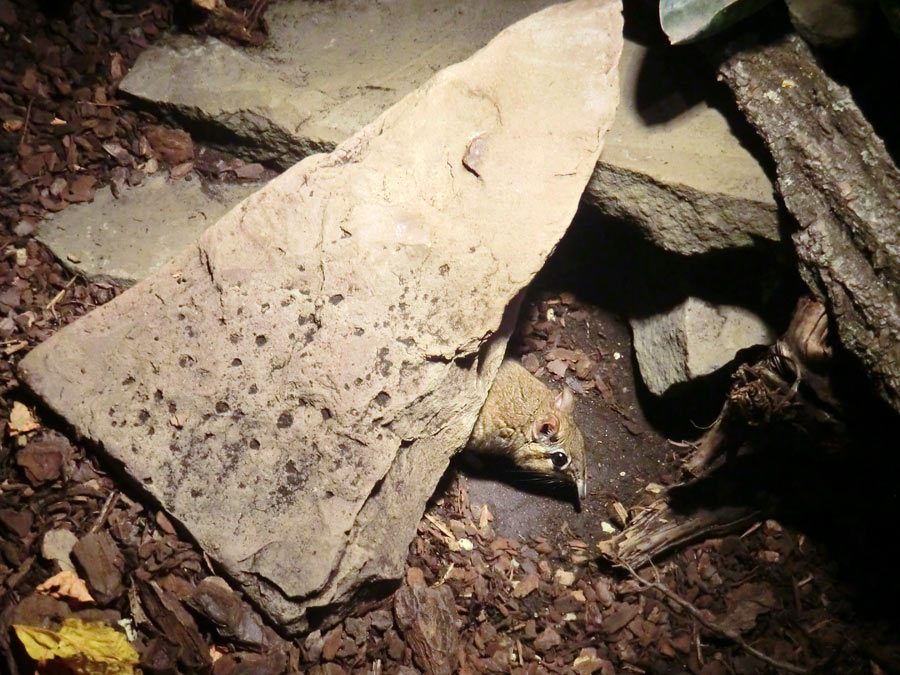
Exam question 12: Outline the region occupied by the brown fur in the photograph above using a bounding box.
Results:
[468,360,587,500]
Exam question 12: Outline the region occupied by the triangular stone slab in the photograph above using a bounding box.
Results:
[20,0,623,633]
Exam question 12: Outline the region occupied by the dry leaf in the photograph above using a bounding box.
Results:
[13,618,139,675]
[720,582,778,634]
[22,67,37,90]
[110,52,125,81]
[406,567,425,587]
[36,570,95,603]
[233,162,264,180]
[145,125,194,164]
[9,401,40,436]
[65,174,96,203]
[521,352,541,373]
[155,511,176,535]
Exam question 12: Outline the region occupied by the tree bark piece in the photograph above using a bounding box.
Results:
[599,298,841,569]
[71,531,124,606]
[718,34,900,414]
[684,297,840,475]
[394,582,460,675]
[597,499,759,567]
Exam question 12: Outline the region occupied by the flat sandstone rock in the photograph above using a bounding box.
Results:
[120,0,555,167]
[36,174,264,284]
[631,297,775,395]
[122,0,777,255]
[20,0,622,633]
[585,40,779,254]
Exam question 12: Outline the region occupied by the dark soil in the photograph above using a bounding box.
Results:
[2,1,899,674]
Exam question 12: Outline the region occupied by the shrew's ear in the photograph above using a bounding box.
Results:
[532,415,559,442]
[554,387,575,414]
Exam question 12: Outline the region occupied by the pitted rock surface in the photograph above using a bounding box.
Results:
[20,0,623,633]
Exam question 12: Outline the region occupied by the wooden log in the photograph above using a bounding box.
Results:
[597,499,759,568]
[718,35,900,414]
[599,298,841,567]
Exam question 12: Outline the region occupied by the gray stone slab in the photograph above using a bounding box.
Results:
[631,297,775,395]
[37,174,264,284]
[584,39,780,254]
[20,0,622,633]
[121,0,780,257]
[120,0,554,167]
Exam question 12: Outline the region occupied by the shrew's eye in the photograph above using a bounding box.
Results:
[550,451,568,469]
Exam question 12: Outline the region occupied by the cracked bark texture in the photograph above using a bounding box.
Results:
[718,34,900,413]
[18,0,622,633]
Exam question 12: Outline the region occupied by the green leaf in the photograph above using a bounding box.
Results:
[659,0,775,44]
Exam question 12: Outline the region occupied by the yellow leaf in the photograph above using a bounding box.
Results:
[36,570,95,604]
[13,618,139,675]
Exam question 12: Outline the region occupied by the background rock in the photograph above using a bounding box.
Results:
[631,297,775,395]
[37,174,263,284]
[120,0,554,168]
[786,0,869,46]
[20,0,623,633]
[585,40,778,254]
[121,0,777,257]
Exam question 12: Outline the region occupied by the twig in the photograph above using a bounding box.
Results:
[19,97,33,147]
[45,274,80,317]
[424,513,454,539]
[613,555,807,673]
[90,491,120,533]
[435,563,455,587]
[247,0,269,27]
[101,7,154,19]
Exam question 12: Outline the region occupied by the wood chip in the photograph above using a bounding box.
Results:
[512,573,540,598]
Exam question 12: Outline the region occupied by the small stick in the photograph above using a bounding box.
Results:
[19,97,33,146]
[46,274,79,316]
[435,563,455,587]
[614,555,807,674]
[90,491,120,533]
[424,513,454,539]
